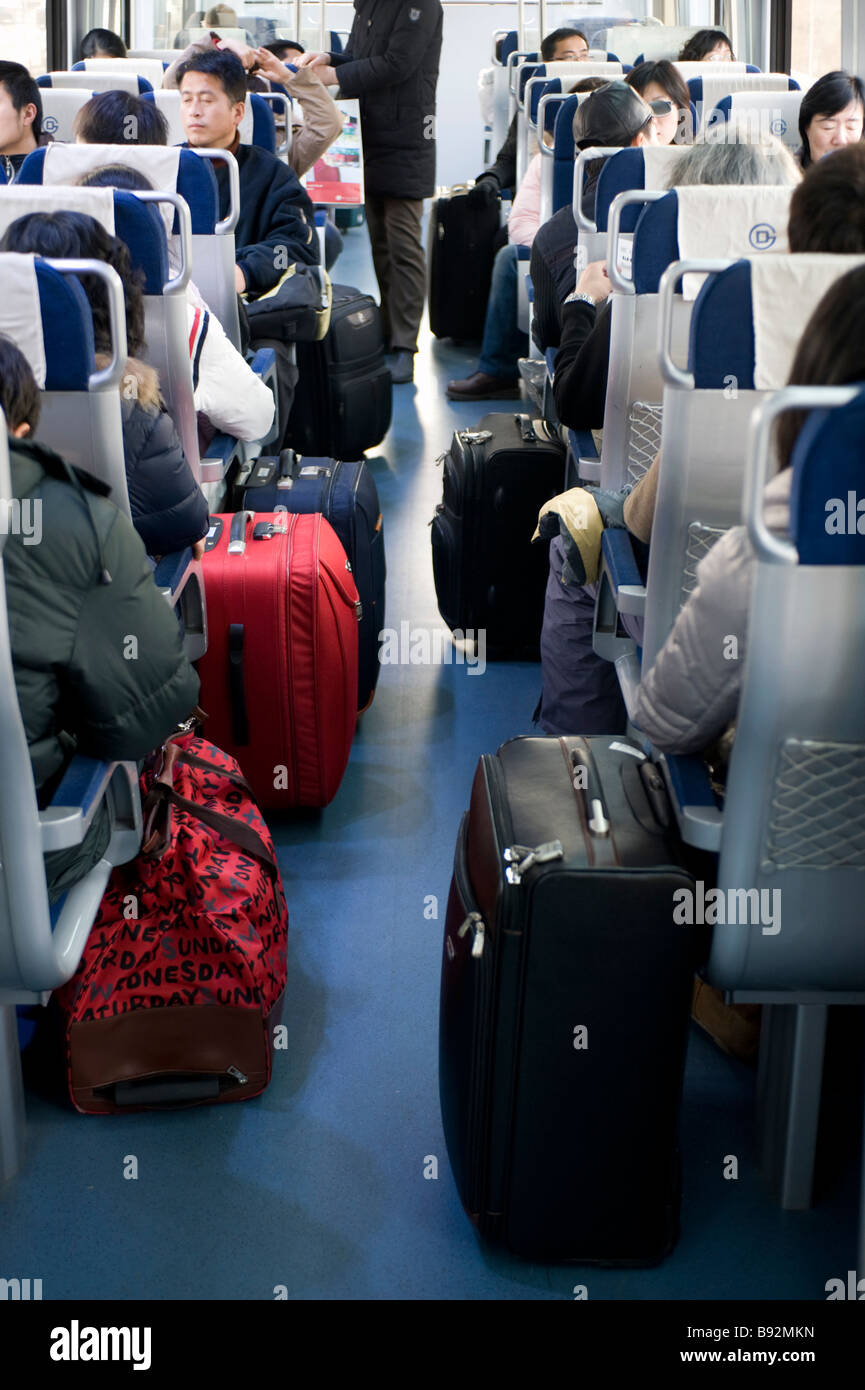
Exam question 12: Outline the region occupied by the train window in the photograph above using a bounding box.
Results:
[791,0,843,78]
[0,0,48,76]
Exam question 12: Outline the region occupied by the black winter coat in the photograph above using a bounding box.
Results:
[213,143,319,296]
[118,359,210,556]
[331,0,444,200]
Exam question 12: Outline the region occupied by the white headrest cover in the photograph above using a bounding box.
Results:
[0,253,48,388]
[640,144,692,190]
[673,61,748,80]
[0,184,116,239]
[79,57,167,89]
[697,73,792,126]
[45,71,144,96]
[40,144,181,238]
[676,185,794,299]
[750,253,865,389]
[39,89,96,143]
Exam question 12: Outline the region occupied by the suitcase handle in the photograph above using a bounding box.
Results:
[568,737,611,838]
[227,510,253,554]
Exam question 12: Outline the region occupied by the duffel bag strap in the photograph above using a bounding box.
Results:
[142,781,279,879]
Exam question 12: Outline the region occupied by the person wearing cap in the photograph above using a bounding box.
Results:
[447,81,661,400]
[530,80,664,360]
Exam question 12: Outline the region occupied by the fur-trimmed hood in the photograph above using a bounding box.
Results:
[94,354,162,411]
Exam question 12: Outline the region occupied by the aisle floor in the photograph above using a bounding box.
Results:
[2,223,861,1301]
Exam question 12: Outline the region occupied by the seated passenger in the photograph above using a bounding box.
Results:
[448,81,664,401]
[79,27,128,60]
[622,141,865,546]
[0,337,200,900]
[529,80,665,360]
[73,90,170,145]
[78,164,275,446]
[0,61,45,183]
[626,60,694,145]
[472,27,594,201]
[678,28,735,62]
[164,31,343,178]
[175,47,320,440]
[796,70,865,169]
[633,265,865,755]
[1,211,209,558]
[553,137,801,433]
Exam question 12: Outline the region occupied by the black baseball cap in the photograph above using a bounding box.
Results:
[572,80,666,149]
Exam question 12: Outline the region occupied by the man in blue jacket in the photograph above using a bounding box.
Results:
[299,0,444,384]
[177,47,319,436]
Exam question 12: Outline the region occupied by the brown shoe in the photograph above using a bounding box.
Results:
[446,371,522,401]
[691,977,762,1067]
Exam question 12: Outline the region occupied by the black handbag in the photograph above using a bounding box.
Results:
[243,264,332,343]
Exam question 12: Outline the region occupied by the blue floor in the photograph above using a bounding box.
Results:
[2,223,861,1302]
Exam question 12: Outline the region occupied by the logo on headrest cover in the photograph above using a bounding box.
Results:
[42,115,59,135]
[770,117,788,136]
[749,223,777,250]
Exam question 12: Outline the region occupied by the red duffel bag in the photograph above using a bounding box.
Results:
[53,733,289,1114]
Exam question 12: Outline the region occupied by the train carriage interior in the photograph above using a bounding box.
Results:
[0,0,864,1324]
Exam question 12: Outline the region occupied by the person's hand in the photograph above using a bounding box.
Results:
[217,37,258,70]
[234,264,247,293]
[576,260,611,303]
[253,47,295,84]
[467,177,500,208]
[192,538,206,561]
[295,51,330,68]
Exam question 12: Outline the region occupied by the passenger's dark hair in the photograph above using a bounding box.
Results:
[797,70,865,169]
[176,47,247,105]
[78,164,154,193]
[0,335,41,433]
[678,28,734,62]
[80,28,127,60]
[541,27,588,63]
[788,143,865,253]
[263,40,304,59]
[776,265,865,470]
[0,61,43,143]
[568,76,607,95]
[0,211,146,359]
[73,90,169,146]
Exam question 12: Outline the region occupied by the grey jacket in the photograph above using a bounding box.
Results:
[633,468,792,755]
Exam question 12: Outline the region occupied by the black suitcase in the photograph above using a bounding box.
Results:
[430,412,565,657]
[287,284,392,460]
[241,450,386,712]
[427,183,501,341]
[439,735,709,1263]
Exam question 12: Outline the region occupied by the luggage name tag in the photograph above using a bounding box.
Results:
[298,465,331,478]
[204,517,223,551]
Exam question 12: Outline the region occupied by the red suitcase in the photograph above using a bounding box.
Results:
[197,509,360,808]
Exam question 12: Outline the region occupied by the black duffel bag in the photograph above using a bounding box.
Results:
[244,264,332,343]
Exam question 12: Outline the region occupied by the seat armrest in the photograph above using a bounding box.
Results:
[601,529,646,616]
[249,346,276,379]
[40,758,117,853]
[154,548,193,600]
[247,347,280,448]
[661,753,724,853]
[201,432,243,485]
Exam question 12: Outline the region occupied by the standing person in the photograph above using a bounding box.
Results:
[297,0,444,385]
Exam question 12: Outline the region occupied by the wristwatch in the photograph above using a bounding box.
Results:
[564,290,597,308]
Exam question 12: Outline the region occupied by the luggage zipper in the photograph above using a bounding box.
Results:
[226,1065,249,1085]
[502,840,564,885]
[457,909,486,959]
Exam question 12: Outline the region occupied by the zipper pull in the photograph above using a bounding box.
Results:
[503,840,564,884]
[226,1065,248,1085]
[457,910,486,958]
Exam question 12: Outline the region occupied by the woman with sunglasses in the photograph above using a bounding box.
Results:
[626,60,694,144]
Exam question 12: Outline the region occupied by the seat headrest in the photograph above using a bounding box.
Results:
[0,183,116,240]
[595,144,690,232]
[37,71,153,95]
[688,73,799,131]
[710,91,803,149]
[0,252,95,390]
[675,184,794,297]
[38,88,97,142]
[790,387,865,564]
[518,60,623,104]
[687,254,865,390]
[72,57,168,88]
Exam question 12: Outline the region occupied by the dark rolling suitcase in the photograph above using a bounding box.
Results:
[439,735,708,1263]
[286,284,392,460]
[196,510,360,809]
[427,183,501,341]
[430,412,565,657]
[242,450,386,712]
